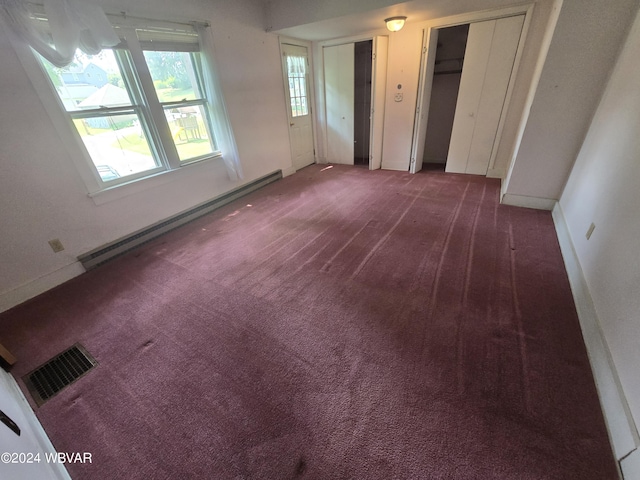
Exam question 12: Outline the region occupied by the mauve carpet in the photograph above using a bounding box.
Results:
[0,164,618,479]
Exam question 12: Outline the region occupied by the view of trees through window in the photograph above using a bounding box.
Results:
[40,47,217,183]
[143,50,214,161]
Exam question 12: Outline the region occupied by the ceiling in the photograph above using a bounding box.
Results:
[267,1,440,42]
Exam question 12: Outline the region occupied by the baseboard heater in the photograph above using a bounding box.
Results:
[78,170,283,270]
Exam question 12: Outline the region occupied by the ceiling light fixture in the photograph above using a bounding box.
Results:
[385,16,407,32]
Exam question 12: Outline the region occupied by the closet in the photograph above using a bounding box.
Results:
[323,36,388,169]
[446,15,524,175]
[412,15,525,176]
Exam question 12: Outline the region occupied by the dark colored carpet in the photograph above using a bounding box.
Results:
[0,165,617,479]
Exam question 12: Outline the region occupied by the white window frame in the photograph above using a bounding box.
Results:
[11,12,228,202]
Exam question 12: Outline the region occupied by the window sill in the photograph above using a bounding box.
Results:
[88,153,225,205]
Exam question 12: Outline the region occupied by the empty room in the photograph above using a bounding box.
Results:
[1,0,639,478]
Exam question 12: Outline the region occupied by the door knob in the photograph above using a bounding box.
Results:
[290,122,295,126]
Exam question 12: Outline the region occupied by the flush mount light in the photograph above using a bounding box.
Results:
[385,16,407,32]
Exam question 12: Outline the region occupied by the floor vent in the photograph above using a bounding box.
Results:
[23,344,97,407]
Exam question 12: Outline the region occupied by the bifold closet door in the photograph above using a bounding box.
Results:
[446,15,524,175]
[324,43,355,165]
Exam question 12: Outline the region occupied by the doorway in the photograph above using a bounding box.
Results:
[323,36,388,170]
[354,40,372,166]
[422,25,469,169]
[411,14,526,176]
[281,42,315,171]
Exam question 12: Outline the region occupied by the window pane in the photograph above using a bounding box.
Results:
[164,105,215,161]
[143,51,202,103]
[72,115,160,181]
[41,50,132,112]
[286,55,308,117]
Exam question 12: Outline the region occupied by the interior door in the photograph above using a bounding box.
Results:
[369,36,388,170]
[281,43,315,171]
[324,43,355,165]
[446,15,524,175]
[410,28,439,174]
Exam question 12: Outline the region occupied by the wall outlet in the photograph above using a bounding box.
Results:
[586,222,596,240]
[48,239,65,253]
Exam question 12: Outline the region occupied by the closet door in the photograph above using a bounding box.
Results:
[446,15,524,175]
[324,43,355,165]
[410,28,439,174]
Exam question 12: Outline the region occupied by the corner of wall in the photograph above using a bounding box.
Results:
[501,193,556,210]
[552,202,639,468]
[621,448,640,479]
[0,262,85,314]
[282,166,297,177]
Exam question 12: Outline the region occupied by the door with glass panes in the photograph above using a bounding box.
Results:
[281,43,315,170]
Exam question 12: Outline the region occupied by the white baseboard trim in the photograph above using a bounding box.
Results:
[486,168,504,179]
[553,203,639,465]
[382,162,409,172]
[0,262,85,314]
[502,193,556,210]
[282,166,296,177]
[621,448,640,479]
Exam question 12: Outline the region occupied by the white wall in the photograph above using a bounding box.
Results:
[558,4,640,466]
[380,22,425,171]
[503,0,640,203]
[0,0,292,312]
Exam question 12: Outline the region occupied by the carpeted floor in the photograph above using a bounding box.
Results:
[0,165,618,479]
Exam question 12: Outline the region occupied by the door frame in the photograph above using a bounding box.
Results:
[278,36,319,174]
[410,4,534,177]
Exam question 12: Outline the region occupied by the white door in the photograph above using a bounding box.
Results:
[410,28,439,174]
[446,15,524,175]
[0,369,70,479]
[324,43,355,165]
[281,43,315,171]
[369,36,388,170]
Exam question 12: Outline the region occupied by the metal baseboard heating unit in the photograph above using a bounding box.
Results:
[78,170,283,270]
[23,344,98,407]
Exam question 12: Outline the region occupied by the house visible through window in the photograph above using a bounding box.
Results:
[42,48,162,182]
[37,22,222,186]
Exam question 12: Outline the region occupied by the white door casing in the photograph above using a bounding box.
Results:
[369,36,388,171]
[281,43,315,171]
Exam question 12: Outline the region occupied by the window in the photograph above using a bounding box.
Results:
[37,22,223,188]
[42,48,162,182]
[143,50,215,162]
[286,55,309,117]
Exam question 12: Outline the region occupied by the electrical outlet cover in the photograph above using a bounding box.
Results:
[48,239,64,253]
